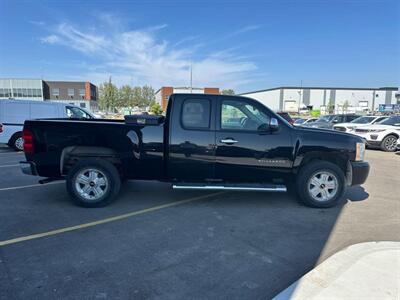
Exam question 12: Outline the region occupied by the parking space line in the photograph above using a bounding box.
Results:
[0,164,19,168]
[0,181,64,192]
[0,151,23,155]
[0,192,225,247]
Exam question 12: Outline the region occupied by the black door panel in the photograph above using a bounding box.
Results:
[168,95,216,181]
[215,97,294,182]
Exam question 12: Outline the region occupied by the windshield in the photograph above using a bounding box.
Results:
[350,116,375,124]
[66,106,92,119]
[317,115,335,122]
[378,116,400,126]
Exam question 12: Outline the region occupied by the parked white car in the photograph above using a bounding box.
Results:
[333,115,388,133]
[0,99,94,151]
[293,118,318,126]
[353,116,400,152]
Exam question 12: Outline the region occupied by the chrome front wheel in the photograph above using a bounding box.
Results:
[381,135,397,152]
[307,171,338,202]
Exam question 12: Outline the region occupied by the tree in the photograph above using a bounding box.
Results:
[119,85,134,112]
[221,89,235,95]
[327,98,335,114]
[132,86,142,108]
[141,85,156,108]
[149,102,163,115]
[98,77,118,112]
[342,100,349,113]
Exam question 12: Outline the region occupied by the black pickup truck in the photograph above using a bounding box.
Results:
[20,94,369,208]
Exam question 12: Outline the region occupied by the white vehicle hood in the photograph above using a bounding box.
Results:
[334,123,356,127]
[357,124,396,130]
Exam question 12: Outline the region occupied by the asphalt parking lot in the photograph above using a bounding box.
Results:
[0,145,399,300]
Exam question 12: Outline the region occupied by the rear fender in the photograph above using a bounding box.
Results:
[60,146,119,175]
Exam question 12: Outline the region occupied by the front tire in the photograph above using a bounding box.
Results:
[296,160,346,208]
[66,159,121,207]
[9,132,23,151]
[380,135,398,152]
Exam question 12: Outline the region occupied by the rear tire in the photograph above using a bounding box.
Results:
[66,159,121,207]
[380,135,397,152]
[296,160,346,208]
[9,132,23,151]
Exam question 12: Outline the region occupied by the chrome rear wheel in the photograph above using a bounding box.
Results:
[75,168,109,201]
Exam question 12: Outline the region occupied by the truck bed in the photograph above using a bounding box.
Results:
[23,118,166,179]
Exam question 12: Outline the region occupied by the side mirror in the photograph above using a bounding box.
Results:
[257,123,269,132]
[270,118,279,131]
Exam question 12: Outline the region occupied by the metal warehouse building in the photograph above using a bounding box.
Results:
[240,86,399,113]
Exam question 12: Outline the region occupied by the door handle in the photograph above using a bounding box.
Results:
[220,138,238,144]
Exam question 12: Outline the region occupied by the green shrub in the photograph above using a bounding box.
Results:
[149,103,163,115]
[310,110,321,117]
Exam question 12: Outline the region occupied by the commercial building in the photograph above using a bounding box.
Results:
[0,78,44,100]
[43,81,98,109]
[156,86,220,111]
[0,78,98,111]
[240,86,399,114]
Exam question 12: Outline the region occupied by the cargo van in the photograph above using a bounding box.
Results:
[0,99,94,150]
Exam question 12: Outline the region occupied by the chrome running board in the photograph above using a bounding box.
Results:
[172,183,287,192]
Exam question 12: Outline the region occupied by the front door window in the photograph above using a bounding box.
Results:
[220,100,270,131]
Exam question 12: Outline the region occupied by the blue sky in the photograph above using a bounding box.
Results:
[0,0,399,93]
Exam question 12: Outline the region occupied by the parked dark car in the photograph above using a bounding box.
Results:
[304,114,361,129]
[276,112,294,124]
[20,94,369,208]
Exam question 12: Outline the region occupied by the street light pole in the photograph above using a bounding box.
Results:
[298,80,303,114]
[190,63,193,93]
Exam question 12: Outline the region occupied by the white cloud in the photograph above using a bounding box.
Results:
[41,34,60,44]
[225,25,261,39]
[40,21,260,89]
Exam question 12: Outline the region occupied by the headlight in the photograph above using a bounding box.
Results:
[355,142,365,161]
[347,126,356,131]
[369,129,385,132]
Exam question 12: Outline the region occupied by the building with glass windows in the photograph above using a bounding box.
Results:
[42,81,98,110]
[0,78,44,100]
[0,78,98,111]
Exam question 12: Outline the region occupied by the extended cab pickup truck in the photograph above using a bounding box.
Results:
[20,94,370,208]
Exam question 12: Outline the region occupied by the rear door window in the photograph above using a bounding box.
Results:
[181,99,211,129]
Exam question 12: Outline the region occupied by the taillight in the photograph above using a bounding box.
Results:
[0,123,3,133]
[23,129,34,154]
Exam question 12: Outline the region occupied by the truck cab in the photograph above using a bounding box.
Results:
[167,94,293,183]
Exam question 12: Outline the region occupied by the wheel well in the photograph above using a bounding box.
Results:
[8,131,22,144]
[297,152,348,175]
[383,133,399,139]
[61,146,122,176]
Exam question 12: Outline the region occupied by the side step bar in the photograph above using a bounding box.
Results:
[172,183,287,192]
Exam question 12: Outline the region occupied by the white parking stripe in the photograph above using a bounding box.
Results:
[0,151,23,155]
[0,164,20,168]
[0,181,63,191]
